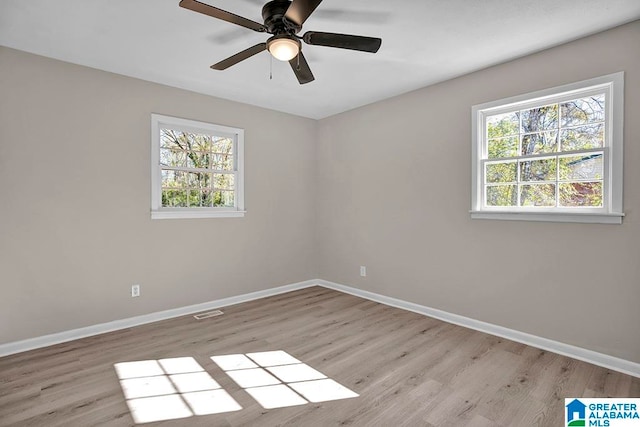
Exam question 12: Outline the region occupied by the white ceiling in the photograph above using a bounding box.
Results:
[1,0,639,119]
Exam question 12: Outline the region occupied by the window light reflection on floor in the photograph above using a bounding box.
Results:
[244,384,308,409]
[266,363,326,383]
[289,378,359,402]
[114,351,358,424]
[224,367,282,388]
[114,357,241,424]
[211,350,359,409]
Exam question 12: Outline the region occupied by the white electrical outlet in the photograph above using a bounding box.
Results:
[131,284,140,298]
[360,266,367,277]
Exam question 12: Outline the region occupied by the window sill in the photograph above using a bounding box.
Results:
[470,211,624,224]
[151,209,246,220]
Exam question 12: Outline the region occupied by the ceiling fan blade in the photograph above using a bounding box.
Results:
[180,0,266,32]
[303,31,382,53]
[289,52,315,84]
[285,0,323,27]
[211,43,267,70]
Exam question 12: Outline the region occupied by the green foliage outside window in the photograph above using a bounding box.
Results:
[160,129,235,208]
[485,95,604,208]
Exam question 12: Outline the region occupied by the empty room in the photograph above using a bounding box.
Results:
[1,1,639,425]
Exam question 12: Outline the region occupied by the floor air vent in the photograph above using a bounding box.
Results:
[193,310,224,320]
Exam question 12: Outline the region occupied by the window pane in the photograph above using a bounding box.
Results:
[521,131,557,155]
[520,184,555,207]
[560,124,604,152]
[213,191,235,207]
[487,112,519,139]
[162,189,187,207]
[160,149,187,167]
[559,153,603,181]
[560,94,605,127]
[521,104,558,133]
[202,189,214,207]
[188,172,212,189]
[486,185,517,206]
[559,182,603,207]
[160,129,186,149]
[192,135,213,152]
[486,162,516,183]
[162,169,186,188]
[188,189,202,207]
[212,137,234,154]
[488,136,518,159]
[186,152,212,169]
[214,174,234,190]
[212,153,234,171]
[520,158,556,182]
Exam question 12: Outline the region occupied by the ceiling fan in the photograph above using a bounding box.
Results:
[179,0,382,84]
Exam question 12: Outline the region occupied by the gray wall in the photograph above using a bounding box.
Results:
[0,47,318,343]
[316,21,640,363]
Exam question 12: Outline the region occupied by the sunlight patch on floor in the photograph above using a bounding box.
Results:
[115,351,358,423]
[170,372,221,393]
[289,378,359,402]
[225,367,281,388]
[210,354,258,371]
[125,394,192,423]
[266,363,326,382]
[244,384,308,409]
[120,375,176,399]
[181,389,242,415]
[245,350,301,366]
[114,357,241,424]
[211,350,359,409]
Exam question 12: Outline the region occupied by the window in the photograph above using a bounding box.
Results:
[151,114,245,219]
[471,73,624,224]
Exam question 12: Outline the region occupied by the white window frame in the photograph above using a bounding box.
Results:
[471,72,624,224]
[151,114,245,219]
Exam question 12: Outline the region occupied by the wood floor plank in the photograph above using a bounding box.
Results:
[1,286,638,426]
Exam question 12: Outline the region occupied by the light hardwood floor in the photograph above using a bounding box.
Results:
[1,286,638,426]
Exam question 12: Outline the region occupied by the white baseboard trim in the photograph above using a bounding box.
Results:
[316,279,640,378]
[3,278,639,378]
[0,280,316,358]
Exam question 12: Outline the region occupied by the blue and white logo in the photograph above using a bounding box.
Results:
[565,398,640,427]
[567,399,587,426]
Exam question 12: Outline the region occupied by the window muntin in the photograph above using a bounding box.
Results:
[471,73,623,224]
[483,93,605,210]
[151,115,244,219]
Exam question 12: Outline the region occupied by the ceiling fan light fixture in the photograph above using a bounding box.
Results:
[267,35,301,61]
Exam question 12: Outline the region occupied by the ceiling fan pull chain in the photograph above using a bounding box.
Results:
[297,52,301,71]
[270,54,273,80]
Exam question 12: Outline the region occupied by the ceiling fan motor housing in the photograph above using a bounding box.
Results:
[262,0,300,34]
